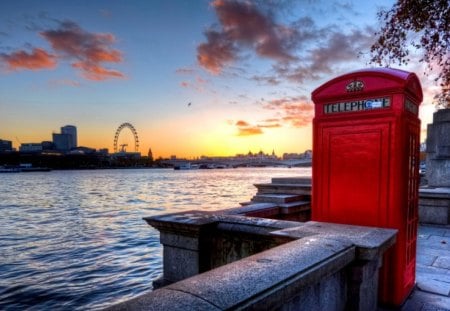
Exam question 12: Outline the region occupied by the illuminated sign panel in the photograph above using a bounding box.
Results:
[324,97,390,114]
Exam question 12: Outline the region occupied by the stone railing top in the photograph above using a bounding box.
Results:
[107,236,355,311]
[146,211,397,261]
[271,221,397,260]
[146,210,301,231]
[109,211,398,310]
[419,187,450,198]
[143,211,218,236]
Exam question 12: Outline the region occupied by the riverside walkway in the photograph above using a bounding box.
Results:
[399,224,450,310]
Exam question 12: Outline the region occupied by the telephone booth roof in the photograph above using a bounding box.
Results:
[312,68,423,104]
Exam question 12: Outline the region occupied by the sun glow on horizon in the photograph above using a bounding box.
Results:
[0,0,438,158]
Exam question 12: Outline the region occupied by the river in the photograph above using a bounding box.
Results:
[0,167,311,310]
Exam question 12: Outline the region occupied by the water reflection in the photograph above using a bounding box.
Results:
[0,167,310,310]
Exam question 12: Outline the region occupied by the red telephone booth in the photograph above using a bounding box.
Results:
[311,68,422,306]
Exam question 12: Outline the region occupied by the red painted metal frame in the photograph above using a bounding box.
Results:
[311,68,422,306]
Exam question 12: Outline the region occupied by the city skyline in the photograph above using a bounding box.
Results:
[0,0,438,158]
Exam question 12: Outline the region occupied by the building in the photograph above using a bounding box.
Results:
[0,139,13,152]
[53,133,73,151]
[19,143,43,153]
[41,141,55,151]
[61,125,77,148]
[98,148,109,155]
[52,125,77,152]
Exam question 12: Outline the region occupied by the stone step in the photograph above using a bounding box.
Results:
[221,203,278,215]
[278,201,311,214]
[271,177,312,184]
[254,183,311,196]
[251,194,304,204]
[240,201,253,206]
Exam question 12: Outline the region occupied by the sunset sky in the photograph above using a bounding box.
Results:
[0,0,439,158]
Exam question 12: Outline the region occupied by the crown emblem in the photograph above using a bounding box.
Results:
[346,80,364,92]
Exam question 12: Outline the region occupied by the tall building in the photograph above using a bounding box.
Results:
[61,125,77,148]
[53,133,72,151]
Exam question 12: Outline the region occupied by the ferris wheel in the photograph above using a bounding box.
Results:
[113,122,139,153]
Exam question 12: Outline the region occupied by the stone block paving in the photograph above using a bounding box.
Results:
[400,224,450,310]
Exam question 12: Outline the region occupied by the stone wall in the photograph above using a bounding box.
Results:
[420,108,450,225]
[426,108,450,187]
[107,211,396,311]
[419,188,450,225]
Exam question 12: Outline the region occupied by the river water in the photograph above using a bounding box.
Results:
[0,167,311,310]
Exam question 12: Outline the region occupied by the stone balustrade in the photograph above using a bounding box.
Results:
[107,211,396,311]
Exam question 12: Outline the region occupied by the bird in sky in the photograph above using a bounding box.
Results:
[188,102,191,107]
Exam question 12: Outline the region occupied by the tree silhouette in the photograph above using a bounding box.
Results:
[370,0,449,108]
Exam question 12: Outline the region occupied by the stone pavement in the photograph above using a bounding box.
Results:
[400,224,450,310]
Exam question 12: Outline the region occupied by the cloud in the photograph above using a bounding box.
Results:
[233,118,282,136]
[40,20,124,80]
[308,28,373,74]
[0,47,57,71]
[198,0,300,74]
[236,120,249,126]
[251,74,280,85]
[176,67,196,75]
[258,119,281,128]
[179,75,208,92]
[71,62,123,81]
[238,126,263,136]
[235,119,263,136]
[0,20,124,81]
[197,1,377,88]
[263,96,313,128]
[270,27,375,84]
[197,30,237,74]
[213,0,297,61]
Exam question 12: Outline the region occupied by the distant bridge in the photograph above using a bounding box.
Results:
[160,158,311,168]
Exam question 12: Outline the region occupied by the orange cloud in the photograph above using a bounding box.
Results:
[235,119,263,136]
[198,0,299,74]
[179,76,207,92]
[0,48,56,71]
[236,120,249,126]
[213,0,296,61]
[258,122,281,128]
[40,20,124,80]
[264,96,313,128]
[197,30,236,74]
[72,62,124,81]
[238,126,263,136]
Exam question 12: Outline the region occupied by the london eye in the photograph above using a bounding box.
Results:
[113,122,139,153]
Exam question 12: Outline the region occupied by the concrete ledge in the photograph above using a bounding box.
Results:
[168,238,354,310]
[108,237,355,311]
[105,288,221,311]
[271,221,397,260]
[124,212,397,311]
[419,187,450,225]
[216,202,278,215]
